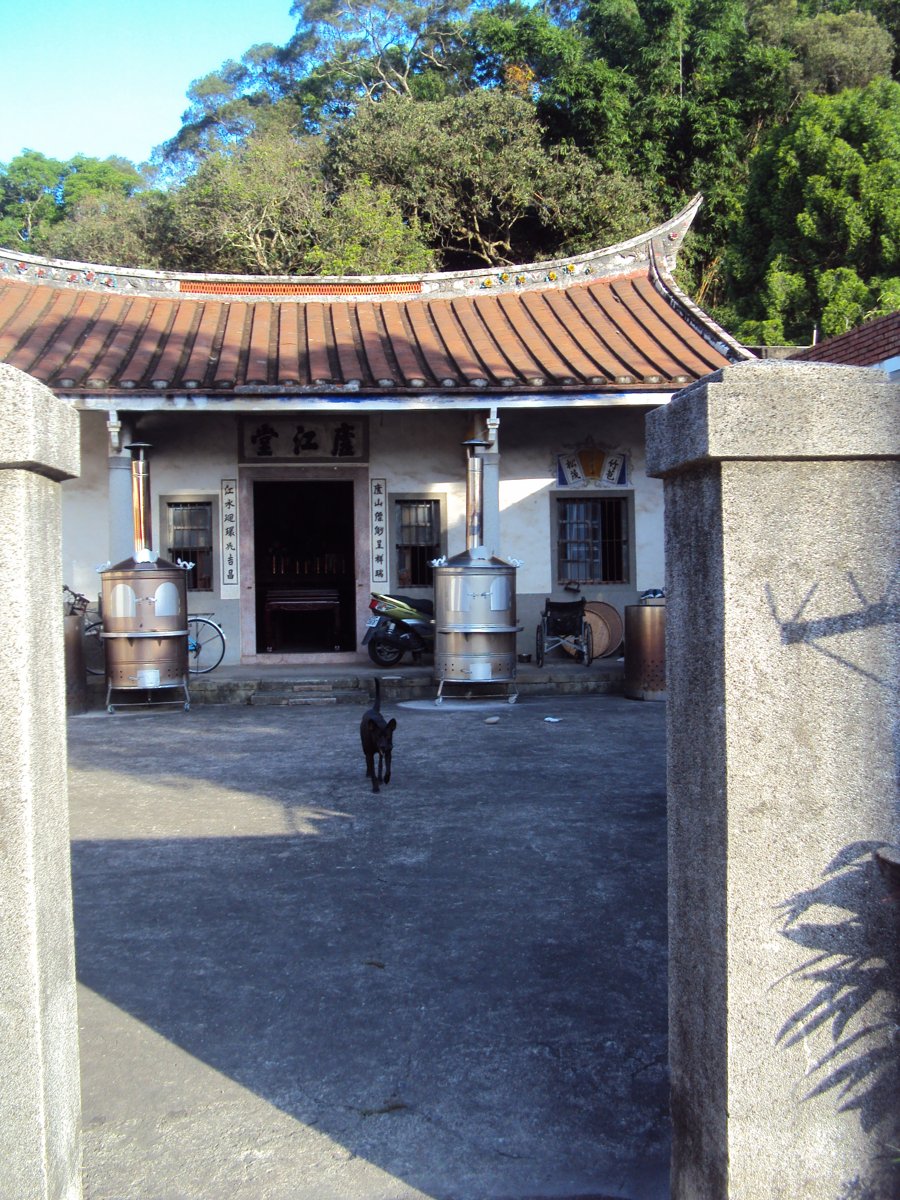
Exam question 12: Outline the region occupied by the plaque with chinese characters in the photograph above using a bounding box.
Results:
[220,479,240,598]
[556,446,629,488]
[370,479,388,585]
[240,417,368,463]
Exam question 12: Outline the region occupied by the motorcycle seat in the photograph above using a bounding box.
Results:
[394,595,434,616]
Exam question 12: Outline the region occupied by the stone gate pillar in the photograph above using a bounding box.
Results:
[0,364,82,1199]
[646,360,899,1200]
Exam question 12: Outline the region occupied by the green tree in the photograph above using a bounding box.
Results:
[1,150,146,249]
[156,57,298,179]
[624,0,779,302]
[7,0,898,298]
[59,155,144,215]
[169,124,331,273]
[289,0,471,103]
[145,0,897,297]
[167,121,433,275]
[583,0,645,67]
[328,88,655,266]
[33,190,176,268]
[0,150,65,244]
[467,6,634,168]
[791,11,894,93]
[158,0,475,176]
[749,3,894,97]
[726,77,900,342]
[306,174,434,273]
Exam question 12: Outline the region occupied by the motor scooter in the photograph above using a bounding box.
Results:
[363,592,435,666]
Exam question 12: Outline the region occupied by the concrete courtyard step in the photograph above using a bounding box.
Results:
[83,657,626,709]
[250,679,367,707]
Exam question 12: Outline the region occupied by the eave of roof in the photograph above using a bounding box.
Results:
[788,310,900,370]
[0,195,750,402]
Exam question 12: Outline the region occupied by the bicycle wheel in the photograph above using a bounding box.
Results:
[83,621,105,676]
[186,617,226,674]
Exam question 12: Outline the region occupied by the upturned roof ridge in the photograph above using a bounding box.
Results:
[0,196,703,302]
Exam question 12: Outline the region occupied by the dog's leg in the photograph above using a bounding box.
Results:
[383,719,396,785]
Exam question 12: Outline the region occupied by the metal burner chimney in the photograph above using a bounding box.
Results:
[127,442,153,557]
[98,441,191,708]
[432,437,521,702]
[464,437,492,551]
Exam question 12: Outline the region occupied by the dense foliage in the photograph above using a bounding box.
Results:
[2,0,898,343]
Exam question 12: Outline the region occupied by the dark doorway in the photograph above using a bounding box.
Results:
[253,481,356,653]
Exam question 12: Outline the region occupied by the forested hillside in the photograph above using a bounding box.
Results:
[2,0,898,344]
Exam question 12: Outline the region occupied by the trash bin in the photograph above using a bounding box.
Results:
[63,613,87,713]
[624,601,666,701]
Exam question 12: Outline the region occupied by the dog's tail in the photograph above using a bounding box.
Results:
[373,676,382,711]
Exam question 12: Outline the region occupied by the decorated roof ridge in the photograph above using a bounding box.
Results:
[0,195,703,302]
[647,245,756,364]
[0,196,749,396]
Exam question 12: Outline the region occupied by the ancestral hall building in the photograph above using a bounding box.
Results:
[0,196,750,664]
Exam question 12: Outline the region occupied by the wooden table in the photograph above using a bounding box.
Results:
[263,587,341,651]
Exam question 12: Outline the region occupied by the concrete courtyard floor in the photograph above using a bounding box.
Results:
[67,691,669,1200]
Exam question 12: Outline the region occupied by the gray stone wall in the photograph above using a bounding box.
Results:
[0,364,82,1199]
[647,360,899,1200]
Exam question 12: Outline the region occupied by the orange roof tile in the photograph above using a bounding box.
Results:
[0,197,749,397]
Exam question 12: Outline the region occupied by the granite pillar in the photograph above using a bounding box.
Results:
[0,364,82,1199]
[646,359,899,1199]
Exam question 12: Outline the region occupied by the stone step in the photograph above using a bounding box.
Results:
[88,663,625,708]
[254,678,363,693]
[249,688,365,707]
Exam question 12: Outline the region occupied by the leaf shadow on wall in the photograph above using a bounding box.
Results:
[764,570,900,694]
[775,842,900,1179]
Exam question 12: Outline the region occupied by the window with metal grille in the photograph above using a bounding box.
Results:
[394,499,440,587]
[167,502,213,591]
[557,496,629,585]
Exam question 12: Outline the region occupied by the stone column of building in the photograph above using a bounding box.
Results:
[0,364,83,1199]
[646,359,899,1200]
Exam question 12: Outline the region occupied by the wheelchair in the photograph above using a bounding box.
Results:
[535,597,593,667]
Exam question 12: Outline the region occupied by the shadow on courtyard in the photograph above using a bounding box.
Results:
[68,698,670,1198]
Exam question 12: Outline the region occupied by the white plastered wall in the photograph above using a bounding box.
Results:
[494,405,664,640]
[60,403,665,662]
[61,410,111,601]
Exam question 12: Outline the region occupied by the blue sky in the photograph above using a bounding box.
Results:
[0,0,298,167]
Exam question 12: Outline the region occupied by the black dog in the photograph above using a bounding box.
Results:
[360,678,396,793]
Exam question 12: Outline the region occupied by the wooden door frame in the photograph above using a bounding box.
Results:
[238,465,369,664]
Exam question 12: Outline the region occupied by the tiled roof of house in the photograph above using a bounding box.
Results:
[0,196,748,397]
[788,311,900,368]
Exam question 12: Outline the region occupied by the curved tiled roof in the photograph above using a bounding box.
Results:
[0,196,747,397]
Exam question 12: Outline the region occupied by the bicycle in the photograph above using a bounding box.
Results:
[63,584,90,617]
[83,612,226,676]
[184,614,227,674]
[64,587,106,677]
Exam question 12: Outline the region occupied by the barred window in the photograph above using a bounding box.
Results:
[167,502,213,591]
[395,499,440,587]
[557,496,629,585]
